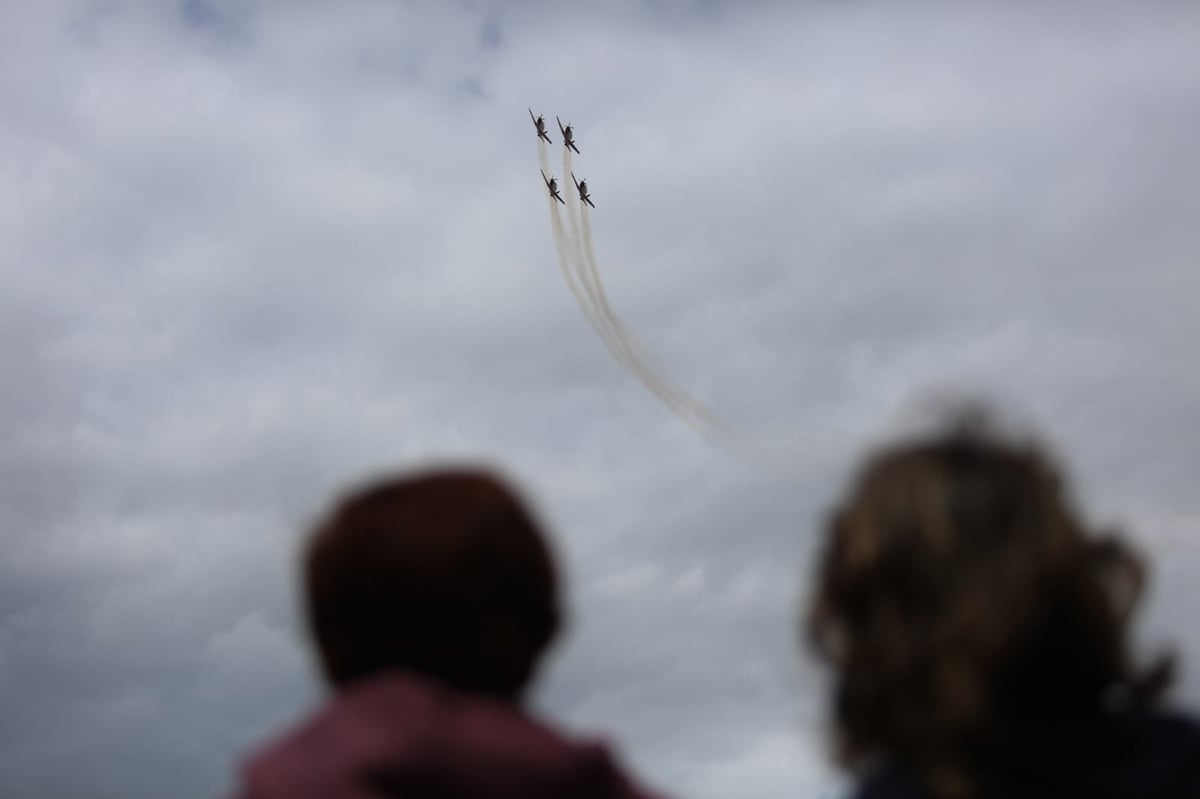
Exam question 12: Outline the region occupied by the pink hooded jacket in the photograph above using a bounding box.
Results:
[231,672,667,799]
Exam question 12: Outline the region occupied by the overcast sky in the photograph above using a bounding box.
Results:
[2,2,1199,798]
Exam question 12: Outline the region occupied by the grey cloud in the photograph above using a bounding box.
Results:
[2,3,1199,799]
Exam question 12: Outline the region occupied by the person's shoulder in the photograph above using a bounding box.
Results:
[851,767,930,799]
[1144,706,1200,736]
[1113,705,1200,757]
[1133,706,1200,764]
[1095,706,1200,797]
[1023,705,1200,797]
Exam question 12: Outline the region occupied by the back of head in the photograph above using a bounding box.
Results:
[805,411,1174,798]
[303,467,561,700]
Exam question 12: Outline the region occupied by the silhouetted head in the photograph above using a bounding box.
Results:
[303,467,561,701]
[805,412,1173,797]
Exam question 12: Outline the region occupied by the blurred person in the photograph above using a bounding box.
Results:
[805,412,1200,799]
[231,467,665,799]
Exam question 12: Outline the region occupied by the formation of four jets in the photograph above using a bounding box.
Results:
[530,109,595,209]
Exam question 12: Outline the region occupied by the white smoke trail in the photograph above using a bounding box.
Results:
[574,204,697,421]
[561,149,689,413]
[540,135,813,475]
[540,140,593,330]
[562,149,741,438]
[540,139,630,368]
[561,148,640,373]
[569,161,803,464]
[576,202,662,377]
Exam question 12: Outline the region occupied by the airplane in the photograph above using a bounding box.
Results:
[557,116,580,154]
[571,172,595,208]
[529,108,552,144]
[541,169,565,204]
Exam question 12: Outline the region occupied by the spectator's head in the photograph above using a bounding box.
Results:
[303,467,561,701]
[805,413,1173,795]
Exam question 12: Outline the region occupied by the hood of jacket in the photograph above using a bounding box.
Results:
[232,671,665,799]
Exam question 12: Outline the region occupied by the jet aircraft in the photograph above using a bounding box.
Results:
[571,172,595,208]
[557,117,580,154]
[529,109,552,144]
[541,169,565,204]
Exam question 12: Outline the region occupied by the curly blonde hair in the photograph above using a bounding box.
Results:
[805,415,1173,798]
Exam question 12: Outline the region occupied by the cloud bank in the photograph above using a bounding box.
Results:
[2,3,1198,798]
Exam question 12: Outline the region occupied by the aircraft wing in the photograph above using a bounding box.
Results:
[529,108,537,124]
[540,169,553,188]
[556,116,566,135]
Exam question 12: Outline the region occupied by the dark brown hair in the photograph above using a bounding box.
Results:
[303,467,561,699]
[805,415,1173,798]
